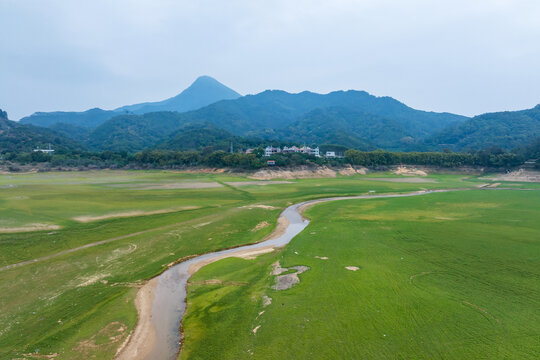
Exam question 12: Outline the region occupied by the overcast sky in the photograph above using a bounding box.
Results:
[1,0,540,120]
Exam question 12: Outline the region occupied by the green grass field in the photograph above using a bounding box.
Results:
[0,170,537,359]
[182,190,540,359]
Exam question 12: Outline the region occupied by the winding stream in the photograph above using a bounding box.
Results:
[129,189,450,359]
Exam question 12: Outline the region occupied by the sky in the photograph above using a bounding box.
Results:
[1,0,540,120]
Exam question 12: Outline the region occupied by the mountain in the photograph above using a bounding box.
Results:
[87,89,467,152]
[173,89,467,138]
[116,76,241,114]
[157,123,261,152]
[86,112,187,152]
[18,76,241,129]
[425,105,540,151]
[270,107,412,150]
[0,109,85,153]
[48,123,91,142]
[19,108,118,129]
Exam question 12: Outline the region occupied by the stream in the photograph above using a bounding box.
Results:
[141,190,444,359]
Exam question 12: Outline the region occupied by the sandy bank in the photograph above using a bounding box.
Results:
[115,278,158,360]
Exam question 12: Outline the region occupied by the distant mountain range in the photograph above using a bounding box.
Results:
[116,75,241,114]
[424,105,540,151]
[81,87,468,152]
[19,76,241,129]
[0,110,85,152]
[4,76,540,154]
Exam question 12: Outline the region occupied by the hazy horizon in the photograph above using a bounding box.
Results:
[2,0,540,120]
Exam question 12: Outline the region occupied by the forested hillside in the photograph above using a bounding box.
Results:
[84,89,467,152]
[157,123,261,152]
[0,109,85,153]
[425,105,540,151]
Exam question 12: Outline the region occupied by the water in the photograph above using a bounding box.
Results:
[145,190,440,359]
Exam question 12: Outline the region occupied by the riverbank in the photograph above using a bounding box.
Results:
[115,189,456,360]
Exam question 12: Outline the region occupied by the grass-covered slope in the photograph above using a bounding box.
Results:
[0,171,480,359]
[182,190,540,359]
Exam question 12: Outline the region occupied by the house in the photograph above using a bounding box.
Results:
[33,144,54,154]
[283,145,320,157]
[325,151,344,158]
[264,146,281,157]
[282,146,300,154]
[301,146,320,157]
[267,160,276,166]
[245,148,254,154]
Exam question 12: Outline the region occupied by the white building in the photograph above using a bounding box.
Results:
[282,145,320,157]
[282,146,300,154]
[264,146,281,157]
[33,144,55,154]
[326,151,336,158]
[304,146,320,157]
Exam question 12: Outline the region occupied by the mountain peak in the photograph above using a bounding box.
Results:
[182,75,241,97]
[193,75,219,83]
[116,76,241,115]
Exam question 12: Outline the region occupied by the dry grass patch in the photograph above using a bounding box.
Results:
[73,206,199,223]
[0,223,61,233]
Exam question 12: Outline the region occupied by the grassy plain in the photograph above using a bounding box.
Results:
[0,169,534,359]
[182,190,540,359]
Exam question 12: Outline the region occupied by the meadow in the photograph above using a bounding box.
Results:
[182,191,540,359]
[0,169,536,359]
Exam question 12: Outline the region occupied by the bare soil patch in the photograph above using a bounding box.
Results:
[225,181,292,186]
[250,166,337,180]
[0,223,61,233]
[364,177,437,183]
[115,278,158,360]
[240,204,279,210]
[393,166,428,176]
[73,207,199,223]
[262,295,272,307]
[22,353,59,359]
[251,221,270,232]
[76,273,111,287]
[73,321,127,358]
[338,165,368,176]
[483,169,540,183]
[271,262,310,290]
[132,182,223,190]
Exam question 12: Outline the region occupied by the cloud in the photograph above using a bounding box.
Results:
[1,0,539,119]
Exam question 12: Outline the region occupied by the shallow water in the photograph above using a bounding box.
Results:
[147,190,439,359]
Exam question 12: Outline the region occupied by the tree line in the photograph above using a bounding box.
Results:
[0,146,529,171]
